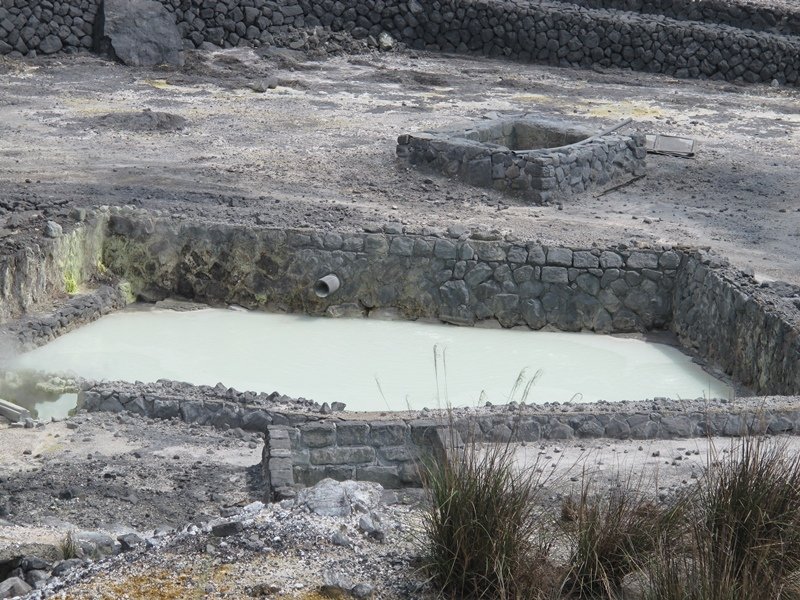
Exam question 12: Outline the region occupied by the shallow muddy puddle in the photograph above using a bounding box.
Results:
[3,306,733,416]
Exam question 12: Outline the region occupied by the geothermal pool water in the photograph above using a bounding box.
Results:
[8,307,731,414]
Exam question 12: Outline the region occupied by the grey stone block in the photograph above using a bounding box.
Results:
[364,235,389,255]
[310,446,376,465]
[506,245,527,264]
[294,465,327,487]
[547,423,575,440]
[541,266,568,284]
[356,466,403,488]
[521,298,546,329]
[369,421,406,446]
[577,420,604,437]
[474,242,506,261]
[458,243,475,261]
[768,416,794,434]
[378,445,414,463]
[433,239,457,259]
[324,465,357,481]
[527,244,546,265]
[337,422,370,446]
[576,273,600,295]
[464,263,494,287]
[389,236,414,256]
[492,293,520,326]
[439,280,469,307]
[661,416,693,437]
[604,418,631,439]
[599,251,623,268]
[626,251,659,270]
[300,422,337,448]
[547,247,573,266]
[153,399,180,419]
[630,420,660,439]
[659,251,681,269]
[242,409,272,432]
[572,251,599,268]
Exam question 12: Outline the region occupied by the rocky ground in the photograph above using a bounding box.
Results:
[5,409,796,599]
[0,41,798,284]
[0,411,430,598]
[1,23,799,599]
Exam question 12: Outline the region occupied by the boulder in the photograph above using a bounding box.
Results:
[94,0,184,67]
[296,479,383,517]
[0,576,32,599]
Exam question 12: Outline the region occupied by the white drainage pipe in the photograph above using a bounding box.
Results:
[314,274,341,298]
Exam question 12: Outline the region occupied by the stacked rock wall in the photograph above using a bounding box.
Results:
[1,0,798,86]
[265,419,454,491]
[102,211,680,334]
[673,251,800,396]
[79,379,325,431]
[551,0,800,37]
[0,0,98,56]
[74,378,800,494]
[262,395,800,492]
[397,116,647,204]
[4,210,798,410]
[2,285,127,354]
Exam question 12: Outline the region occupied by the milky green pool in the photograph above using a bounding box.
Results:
[6,306,731,414]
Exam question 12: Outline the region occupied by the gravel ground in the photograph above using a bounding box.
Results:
[5,411,800,598]
[0,47,798,284]
[4,372,797,597]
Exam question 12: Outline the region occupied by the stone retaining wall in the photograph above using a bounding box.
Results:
[262,395,800,492]
[1,285,127,355]
[552,0,800,37]
[100,212,800,394]
[0,0,98,57]
[397,115,646,204]
[73,377,800,495]
[78,379,327,432]
[673,252,800,396]
[2,209,797,409]
[77,379,800,445]
[103,210,680,333]
[263,419,454,494]
[0,213,107,325]
[2,0,798,86]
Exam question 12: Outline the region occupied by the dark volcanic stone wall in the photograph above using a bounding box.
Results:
[365,0,799,85]
[102,209,680,334]
[673,251,800,396]
[1,0,799,86]
[551,0,800,37]
[100,210,800,397]
[0,0,98,56]
[397,117,647,204]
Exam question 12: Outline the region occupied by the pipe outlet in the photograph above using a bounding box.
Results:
[314,274,341,298]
